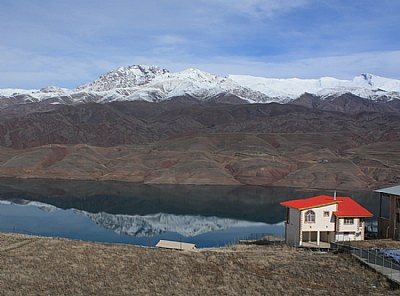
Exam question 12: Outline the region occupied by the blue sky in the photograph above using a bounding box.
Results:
[1,0,400,88]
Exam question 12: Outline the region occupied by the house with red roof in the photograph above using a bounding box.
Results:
[280,195,373,247]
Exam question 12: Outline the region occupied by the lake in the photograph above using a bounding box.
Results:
[0,178,385,247]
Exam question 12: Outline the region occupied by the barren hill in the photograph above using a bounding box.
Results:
[1,101,399,148]
[0,131,399,190]
[0,100,399,189]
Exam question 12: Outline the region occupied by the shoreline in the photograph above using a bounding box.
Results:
[0,175,378,192]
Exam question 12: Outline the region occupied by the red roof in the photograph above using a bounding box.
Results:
[334,197,373,217]
[280,195,373,217]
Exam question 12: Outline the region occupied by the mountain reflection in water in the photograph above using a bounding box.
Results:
[0,178,383,247]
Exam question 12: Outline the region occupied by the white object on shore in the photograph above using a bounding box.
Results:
[156,240,197,251]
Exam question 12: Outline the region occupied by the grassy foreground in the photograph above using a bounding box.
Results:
[0,233,397,295]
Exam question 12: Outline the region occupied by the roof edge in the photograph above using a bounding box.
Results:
[335,214,373,218]
[280,201,338,210]
[374,184,400,195]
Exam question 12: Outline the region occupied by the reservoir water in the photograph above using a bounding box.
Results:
[0,178,384,247]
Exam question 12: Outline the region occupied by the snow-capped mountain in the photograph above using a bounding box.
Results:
[77,211,269,237]
[77,65,169,92]
[229,73,400,101]
[0,199,58,212]
[0,65,399,106]
[74,66,270,103]
[0,197,270,238]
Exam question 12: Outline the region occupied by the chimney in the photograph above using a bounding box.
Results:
[333,190,337,200]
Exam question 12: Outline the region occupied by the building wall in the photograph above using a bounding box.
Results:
[378,217,390,239]
[361,221,366,240]
[335,218,365,241]
[335,232,355,241]
[389,195,400,240]
[300,204,337,232]
[285,203,369,245]
[286,204,337,245]
[337,217,360,232]
[285,208,300,246]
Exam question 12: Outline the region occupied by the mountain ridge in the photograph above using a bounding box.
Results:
[1,65,399,107]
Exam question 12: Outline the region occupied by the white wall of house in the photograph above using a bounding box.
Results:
[300,204,337,232]
[286,204,337,246]
[337,217,357,232]
[335,232,356,241]
[285,204,367,246]
[335,218,365,241]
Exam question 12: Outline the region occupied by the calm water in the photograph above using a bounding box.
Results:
[0,178,385,247]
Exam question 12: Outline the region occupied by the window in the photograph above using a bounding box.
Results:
[305,210,315,223]
[344,218,354,225]
[323,211,329,217]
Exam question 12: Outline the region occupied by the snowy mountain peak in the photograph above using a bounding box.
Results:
[177,68,219,82]
[351,73,400,92]
[230,73,400,101]
[39,86,65,93]
[0,65,399,105]
[361,73,374,84]
[77,64,169,92]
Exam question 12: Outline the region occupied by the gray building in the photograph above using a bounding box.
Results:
[375,185,400,239]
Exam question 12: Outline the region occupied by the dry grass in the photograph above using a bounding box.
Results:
[0,233,397,296]
[347,239,400,249]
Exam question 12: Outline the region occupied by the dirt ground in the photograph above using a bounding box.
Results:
[0,233,397,296]
[1,134,399,190]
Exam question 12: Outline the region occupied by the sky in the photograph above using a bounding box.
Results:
[1,0,400,88]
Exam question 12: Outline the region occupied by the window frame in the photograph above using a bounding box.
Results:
[344,218,354,225]
[304,210,316,223]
